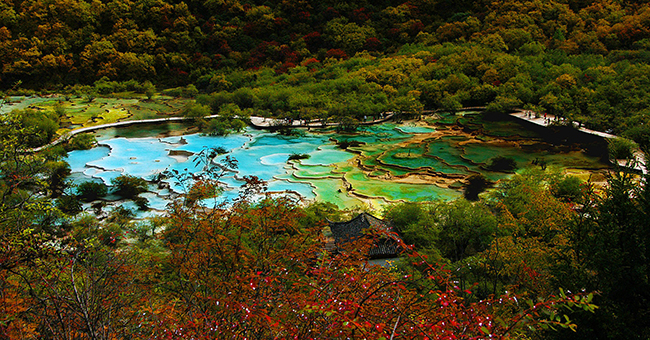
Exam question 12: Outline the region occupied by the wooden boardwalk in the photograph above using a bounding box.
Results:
[27,107,646,174]
[29,115,219,152]
[29,111,393,152]
[509,110,618,139]
[509,109,645,174]
[249,113,394,129]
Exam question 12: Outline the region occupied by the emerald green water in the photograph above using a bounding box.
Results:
[66,111,611,212]
[425,136,471,167]
[345,170,460,202]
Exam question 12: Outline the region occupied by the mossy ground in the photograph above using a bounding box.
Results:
[20,95,193,135]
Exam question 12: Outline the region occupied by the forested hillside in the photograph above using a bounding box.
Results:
[4,0,650,141]
[2,1,650,339]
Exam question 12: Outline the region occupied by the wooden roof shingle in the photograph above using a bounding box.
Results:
[328,213,401,258]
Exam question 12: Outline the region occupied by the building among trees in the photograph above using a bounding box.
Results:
[328,212,402,258]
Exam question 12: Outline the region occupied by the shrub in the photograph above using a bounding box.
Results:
[19,109,59,147]
[91,201,105,215]
[214,146,228,155]
[186,180,222,205]
[53,103,66,118]
[206,120,230,136]
[56,195,83,215]
[162,87,183,97]
[111,175,148,199]
[608,137,638,160]
[182,102,211,120]
[132,195,149,210]
[623,125,650,153]
[76,181,108,202]
[384,202,436,249]
[182,84,199,98]
[143,81,156,99]
[337,116,361,132]
[165,84,199,98]
[551,175,584,202]
[486,156,518,172]
[463,174,492,200]
[277,128,305,137]
[337,140,364,149]
[485,95,522,114]
[288,153,310,161]
[45,160,71,197]
[65,133,96,151]
[231,119,247,133]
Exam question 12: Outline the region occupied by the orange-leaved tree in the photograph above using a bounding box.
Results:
[6,236,150,340]
[140,172,595,339]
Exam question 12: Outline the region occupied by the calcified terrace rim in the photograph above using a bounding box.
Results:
[65,114,611,211]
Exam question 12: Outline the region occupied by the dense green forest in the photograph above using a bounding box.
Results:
[3,0,650,141]
[2,0,650,338]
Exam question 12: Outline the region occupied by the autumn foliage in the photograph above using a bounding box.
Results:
[0,168,597,339]
[135,192,594,339]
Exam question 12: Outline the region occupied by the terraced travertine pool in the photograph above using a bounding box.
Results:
[66,112,611,214]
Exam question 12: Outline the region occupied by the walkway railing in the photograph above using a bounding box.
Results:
[249,113,394,129]
[28,115,219,152]
[25,107,647,174]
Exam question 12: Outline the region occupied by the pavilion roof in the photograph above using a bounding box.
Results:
[328,213,401,258]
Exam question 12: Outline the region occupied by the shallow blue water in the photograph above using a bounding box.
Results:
[65,118,609,213]
[89,138,177,179]
[65,129,327,210]
[67,146,111,172]
[301,145,353,166]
